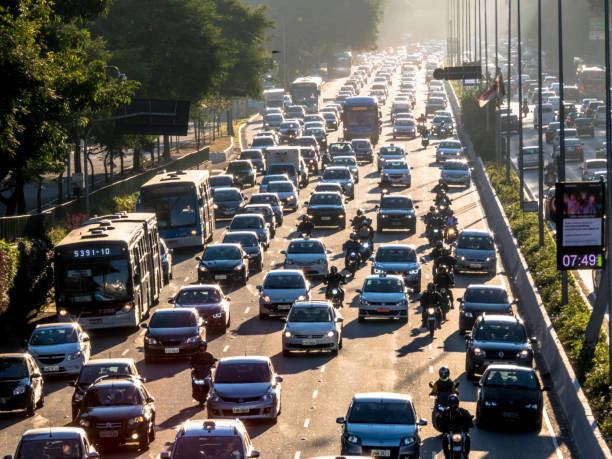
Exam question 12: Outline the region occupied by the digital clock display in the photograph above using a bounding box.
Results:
[560,253,603,269]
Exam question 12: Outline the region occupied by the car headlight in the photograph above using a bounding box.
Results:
[517,349,531,358]
[213,204,219,209]
[380,214,388,219]
[297,295,307,301]
[284,330,293,338]
[473,347,484,355]
[262,392,275,401]
[66,351,82,361]
[58,308,68,317]
[127,415,144,427]
[484,401,497,407]
[13,385,26,395]
[525,404,539,410]
[286,195,295,201]
[347,434,361,444]
[261,296,271,303]
[212,312,224,319]
[326,330,336,337]
[185,335,200,344]
[145,336,159,345]
[460,256,466,261]
[463,311,473,317]
[408,269,419,275]
[233,264,244,271]
[485,257,492,262]
[402,436,417,446]
[452,433,463,443]
[198,266,207,272]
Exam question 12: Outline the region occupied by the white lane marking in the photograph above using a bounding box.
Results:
[543,407,564,459]
[121,349,129,356]
[425,274,430,279]
[303,418,310,428]
[429,365,433,373]
[312,390,318,399]
[223,345,229,352]
[294,452,301,459]
[139,329,147,337]
[245,307,250,314]
[320,365,326,373]
[428,343,433,351]
[183,276,189,283]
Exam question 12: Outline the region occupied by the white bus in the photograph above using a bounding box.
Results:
[263,88,285,110]
[290,77,323,113]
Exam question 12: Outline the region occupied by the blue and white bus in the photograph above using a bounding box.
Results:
[342,96,382,145]
[140,170,214,248]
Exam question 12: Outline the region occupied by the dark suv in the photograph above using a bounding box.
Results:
[0,353,44,416]
[465,315,535,379]
[306,192,347,228]
[77,376,156,451]
[574,117,595,137]
[225,160,256,188]
[376,194,417,233]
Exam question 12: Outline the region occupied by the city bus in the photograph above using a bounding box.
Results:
[289,76,323,113]
[139,170,214,248]
[577,65,605,99]
[342,96,382,144]
[54,217,162,329]
[329,51,352,78]
[263,88,285,110]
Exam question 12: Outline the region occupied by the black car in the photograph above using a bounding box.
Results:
[306,192,347,228]
[144,308,206,362]
[213,188,245,221]
[376,194,417,232]
[197,243,249,285]
[351,139,374,162]
[222,231,264,272]
[225,160,256,188]
[544,122,560,144]
[574,117,595,137]
[70,358,141,420]
[239,149,266,174]
[500,113,519,133]
[475,364,549,431]
[458,284,514,332]
[249,193,284,226]
[465,315,535,379]
[169,285,231,333]
[76,377,156,450]
[0,353,44,416]
[241,204,277,238]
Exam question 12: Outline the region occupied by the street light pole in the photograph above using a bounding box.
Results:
[538,0,544,247]
[506,0,511,182]
[557,0,568,306]
[495,0,501,166]
[484,0,488,79]
[518,0,524,207]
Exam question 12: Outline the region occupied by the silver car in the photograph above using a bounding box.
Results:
[282,301,343,355]
[228,214,270,249]
[356,275,409,322]
[392,118,417,139]
[207,356,282,421]
[521,146,540,169]
[381,159,412,187]
[259,173,290,193]
[436,140,464,163]
[267,180,299,211]
[27,323,91,376]
[322,166,355,199]
[454,229,497,275]
[258,270,310,319]
[282,238,330,277]
[377,144,406,172]
[7,428,98,459]
[371,244,421,293]
[331,155,360,183]
[441,159,470,187]
[582,158,607,181]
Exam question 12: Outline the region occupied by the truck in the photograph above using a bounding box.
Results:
[264,147,302,189]
[263,88,285,110]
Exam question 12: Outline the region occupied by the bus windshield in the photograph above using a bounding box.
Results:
[59,258,130,303]
[345,108,378,127]
[291,85,317,104]
[141,185,197,230]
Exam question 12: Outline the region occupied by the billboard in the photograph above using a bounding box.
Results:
[555,181,605,270]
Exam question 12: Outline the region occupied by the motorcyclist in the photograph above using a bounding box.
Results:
[190,342,217,403]
[430,240,444,265]
[297,214,314,236]
[425,205,437,227]
[342,233,362,266]
[439,394,473,458]
[420,282,443,328]
[351,209,367,230]
[418,113,427,124]
[434,267,455,314]
[430,366,459,396]
[436,248,456,276]
[446,210,458,228]
[432,180,449,195]
[324,266,346,304]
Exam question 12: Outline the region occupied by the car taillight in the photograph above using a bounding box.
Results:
[577,146,583,150]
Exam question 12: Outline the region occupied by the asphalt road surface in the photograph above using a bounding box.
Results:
[0,67,573,458]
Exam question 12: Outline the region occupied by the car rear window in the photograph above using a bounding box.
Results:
[464,287,508,303]
[214,362,270,384]
[176,289,221,305]
[263,273,305,289]
[484,368,538,390]
[474,322,526,342]
[149,311,197,328]
[457,234,494,250]
[348,401,415,424]
[363,278,404,293]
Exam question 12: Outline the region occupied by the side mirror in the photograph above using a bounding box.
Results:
[140,323,148,329]
[226,296,231,302]
[256,285,262,291]
[336,417,346,424]
[276,375,284,383]
[160,452,171,459]
[457,297,464,302]
[418,418,428,426]
[280,250,286,255]
[87,452,100,459]
[168,298,175,304]
[336,317,344,323]
[356,289,362,294]
[280,317,287,323]
[249,451,260,458]
[196,256,202,262]
[147,396,155,403]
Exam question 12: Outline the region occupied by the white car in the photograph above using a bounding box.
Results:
[27,323,91,375]
[436,140,464,163]
[282,301,343,356]
[380,159,412,187]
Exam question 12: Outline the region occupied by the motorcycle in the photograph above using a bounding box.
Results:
[428,225,444,246]
[346,251,360,275]
[421,135,430,148]
[429,381,460,432]
[355,219,374,242]
[445,225,458,243]
[380,187,390,200]
[445,431,469,459]
[426,305,441,337]
[297,219,314,238]
[191,368,212,406]
[359,239,373,260]
[328,287,343,309]
[438,288,451,319]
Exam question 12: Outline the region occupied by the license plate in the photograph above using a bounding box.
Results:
[503,411,519,418]
[321,216,331,221]
[232,406,250,414]
[99,430,118,438]
[391,220,402,225]
[215,274,227,280]
[164,348,180,354]
[377,307,390,312]
[469,263,482,269]
[371,450,391,457]
[44,365,60,372]
[277,304,291,310]
[301,339,317,345]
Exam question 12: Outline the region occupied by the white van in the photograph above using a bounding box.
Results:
[533,103,554,128]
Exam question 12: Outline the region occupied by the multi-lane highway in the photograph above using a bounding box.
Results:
[0,61,574,458]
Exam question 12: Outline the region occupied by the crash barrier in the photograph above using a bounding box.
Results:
[446,81,611,458]
[0,147,210,241]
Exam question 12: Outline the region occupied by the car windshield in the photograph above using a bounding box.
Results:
[297,138,316,146]
[85,386,141,406]
[177,289,221,305]
[288,307,331,322]
[332,158,355,166]
[263,273,305,289]
[457,235,494,250]
[223,234,258,247]
[330,144,354,153]
[348,401,415,424]
[323,169,351,180]
[172,436,244,459]
[465,288,508,303]
[384,161,408,170]
[439,141,460,149]
[474,322,526,342]
[305,129,325,137]
[443,162,468,171]
[78,364,133,385]
[214,189,241,202]
[250,195,279,206]
[16,439,83,459]
[0,358,27,380]
[30,327,78,346]
[310,194,342,205]
[210,177,233,187]
[363,278,404,293]
[288,241,324,254]
[376,248,416,262]
[380,148,402,156]
[227,162,250,172]
[484,369,538,390]
[149,311,196,328]
[268,182,294,192]
[230,217,263,229]
[261,176,287,185]
[214,362,271,384]
[395,119,415,126]
[203,246,241,260]
[381,197,412,209]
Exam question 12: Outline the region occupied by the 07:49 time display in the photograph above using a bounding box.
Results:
[560,253,603,269]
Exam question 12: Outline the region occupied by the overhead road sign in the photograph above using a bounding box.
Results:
[433,65,482,81]
[114,99,190,136]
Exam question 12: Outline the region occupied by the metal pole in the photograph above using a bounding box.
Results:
[485,0,488,80]
[468,0,471,61]
[557,0,568,306]
[603,0,612,386]
[518,0,524,207]
[83,133,90,216]
[478,0,482,66]
[495,0,501,165]
[474,0,478,61]
[506,0,511,182]
[538,0,544,247]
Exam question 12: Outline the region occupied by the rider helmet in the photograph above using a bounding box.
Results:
[350,232,358,241]
[427,282,436,292]
[448,394,460,410]
[430,205,436,212]
[439,366,450,381]
[442,248,450,256]
[330,266,338,274]
[436,240,443,248]
[357,209,364,216]
[198,341,208,352]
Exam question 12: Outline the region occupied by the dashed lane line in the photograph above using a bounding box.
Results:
[303,418,310,428]
[312,390,318,399]
[121,349,129,356]
[223,345,229,353]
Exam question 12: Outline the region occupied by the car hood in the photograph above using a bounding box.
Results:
[361,292,405,303]
[285,322,334,335]
[28,342,80,356]
[379,208,414,215]
[147,327,198,338]
[482,386,540,404]
[472,340,530,352]
[201,259,242,269]
[216,200,243,208]
[373,262,419,273]
[176,302,223,314]
[213,382,271,398]
[462,301,511,313]
[0,377,28,391]
[285,254,326,263]
[81,405,143,421]
[456,248,495,260]
[262,288,307,302]
[345,423,416,445]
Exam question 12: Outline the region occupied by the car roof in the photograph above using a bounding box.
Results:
[478,314,520,324]
[92,377,142,388]
[382,194,412,200]
[265,269,304,277]
[290,238,324,244]
[466,284,506,291]
[232,214,264,220]
[377,244,416,252]
[324,166,351,172]
[353,392,413,403]
[364,274,404,281]
[33,322,78,330]
[84,358,135,366]
[459,229,492,237]
[20,428,86,440]
[206,243,242,250]
[485,363,536,373]
[178,284,222,292]
[223,231,259,240]
[179,419,246,438]
[219,356,271,364]
[292,300,332,309]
